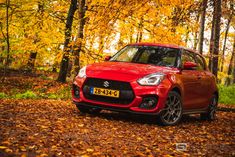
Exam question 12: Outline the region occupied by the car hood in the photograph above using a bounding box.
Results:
[86,61,176,82]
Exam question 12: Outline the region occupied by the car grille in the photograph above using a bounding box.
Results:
[82,78,134,104]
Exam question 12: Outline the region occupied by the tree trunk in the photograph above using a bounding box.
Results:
[98,34,104,53]
[57,0,77,83]
[73,0,86,76]
[118,32,124,50]
[208,0,216,71]
[139,31,143,43]
[193,13,200,50]
[3,0,10,80]
[198,0,207,54]
[185,26,189,45]
[0,45,4,63]
[136,18,143,43]
[27,52,37,70]
[27,2,44,72]
[129,26,133,43]
[220,2,233,72]
[209,0,221,78]
[5,0,10,66]
[136,32,139,43]
[136,30,143,43]
[211,0,221,78]
[228,38,235,75]
[225,35,235,85]
[233,51,235,84]
[27,34,40,71]
[220,18,231,72]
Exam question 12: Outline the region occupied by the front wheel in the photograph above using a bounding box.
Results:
[200,94,218,120]
[76,104,102,114]
[158,91,183,126]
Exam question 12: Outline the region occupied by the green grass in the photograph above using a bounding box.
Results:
[0,86,71,100]
[218,85,235,105]
[15,90,38,99]
[0,92,8,99]
[40,86,71,100]
[0,84,234,105]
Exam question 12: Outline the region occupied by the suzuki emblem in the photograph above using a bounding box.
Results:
[103,81,109,87]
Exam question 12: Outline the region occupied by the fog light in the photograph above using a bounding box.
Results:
[139,96,158,109]
[73,84,80,98]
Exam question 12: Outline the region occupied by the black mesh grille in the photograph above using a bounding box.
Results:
[82,78,134,104]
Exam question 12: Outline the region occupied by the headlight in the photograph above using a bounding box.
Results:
[78,66,86,78]
[137,73,165,86]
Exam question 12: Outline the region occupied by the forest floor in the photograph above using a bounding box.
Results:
[0,71,234,156]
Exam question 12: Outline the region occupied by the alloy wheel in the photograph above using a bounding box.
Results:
[159,91,182,125]
[209,96,217,119]
[200,95,218,120]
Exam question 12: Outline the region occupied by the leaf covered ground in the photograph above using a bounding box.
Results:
[0,99,234,156]
[0,73,235,156]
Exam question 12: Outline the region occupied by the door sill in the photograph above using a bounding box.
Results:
[183,108,208,114]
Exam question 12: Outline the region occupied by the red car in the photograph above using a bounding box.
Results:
[72,43,218,125]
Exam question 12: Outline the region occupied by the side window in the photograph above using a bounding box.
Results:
[195,54,205,70]
[181,51,196,64]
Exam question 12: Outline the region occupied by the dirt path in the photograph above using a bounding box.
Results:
[0,99,234,156]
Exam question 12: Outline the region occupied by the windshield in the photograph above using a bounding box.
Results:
[110,46,180,67]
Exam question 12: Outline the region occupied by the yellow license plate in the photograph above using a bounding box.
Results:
[91,87,120,98]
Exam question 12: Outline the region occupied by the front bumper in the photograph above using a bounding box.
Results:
[72,77,172,114]
[73,101,161,115]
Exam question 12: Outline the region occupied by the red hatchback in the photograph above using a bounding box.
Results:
[72,43,218,125]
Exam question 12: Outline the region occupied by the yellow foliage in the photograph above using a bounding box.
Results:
[1,0,232,72]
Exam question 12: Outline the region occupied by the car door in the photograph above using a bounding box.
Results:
[194,54,211,108]
[180,50,202,110]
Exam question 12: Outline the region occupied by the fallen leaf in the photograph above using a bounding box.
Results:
[0,146,7,149]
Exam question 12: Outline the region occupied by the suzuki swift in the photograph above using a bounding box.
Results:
[72,43,218,125]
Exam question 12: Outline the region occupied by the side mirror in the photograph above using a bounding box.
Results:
[183,61,197,70]
[104,56,111,61]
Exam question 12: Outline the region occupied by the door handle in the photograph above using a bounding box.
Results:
[197,75,202,79]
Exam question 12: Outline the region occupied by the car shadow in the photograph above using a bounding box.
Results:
[76,109,205,126]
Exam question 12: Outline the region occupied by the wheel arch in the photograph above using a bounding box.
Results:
[214,90,219,100]
[171,86,181,96]
[170,85,184,105]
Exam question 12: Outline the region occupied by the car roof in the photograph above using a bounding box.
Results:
[128,42,202,56]
[128,42,181,49]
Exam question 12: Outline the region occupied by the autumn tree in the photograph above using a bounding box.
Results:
[72,0,86,76]
[57,0,77,82]
[225,35,235,85]
[0,0,10,80]
[1,0,234,84]
[198,0,208,54]
[220,1,234,72]
[209,0,221,78]
[0,0,67,71]
[5,0,10,67]
[27,1,45,72]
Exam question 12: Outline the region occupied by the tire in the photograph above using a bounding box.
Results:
[200,94,218,120]
[76,104,102,114]
[158,91,183,126]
